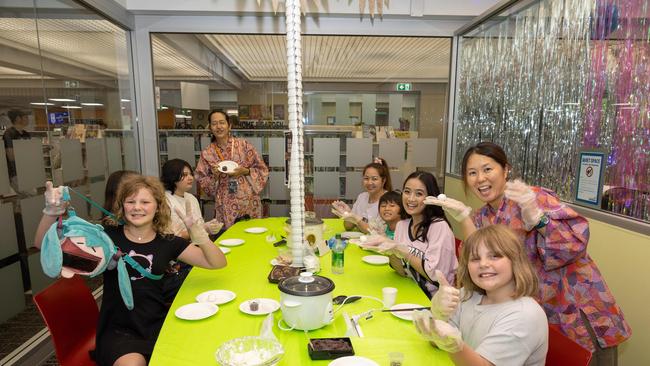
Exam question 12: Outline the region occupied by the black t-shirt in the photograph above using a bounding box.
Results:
[96,226,190,357]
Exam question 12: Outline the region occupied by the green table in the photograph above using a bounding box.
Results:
[150,218,452,365]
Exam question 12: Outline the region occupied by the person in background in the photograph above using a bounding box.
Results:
[425,141,630,364]
[362,171,457,298]
[102,170,138,223]
[413,225,548,366]
[35,175,227,366]
[3,109,31,187]
[331,157,392,233]
[195,110,269,228]
[161,158,223,239]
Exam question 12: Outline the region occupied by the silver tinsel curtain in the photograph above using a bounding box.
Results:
[452,0,649,222]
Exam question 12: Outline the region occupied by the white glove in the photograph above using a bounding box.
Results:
[360,236,407,257]
[368,216,387,236]
[331,200,362,224]
[175,200,210,246]
[203,219,224,235]
[424,195,472,222]
[430,270,460,321]
[504,179,543,231]
[43,181,67,216]
[413,310,464,353]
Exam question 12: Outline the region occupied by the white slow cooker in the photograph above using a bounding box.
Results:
[278,272,335,331]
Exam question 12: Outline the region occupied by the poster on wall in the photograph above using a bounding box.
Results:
[575,150,605,207]
[238,105,249,119]
[273,105,285,120]
[250,105,262,119]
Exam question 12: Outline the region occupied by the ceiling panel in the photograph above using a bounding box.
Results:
[205,34,450,82]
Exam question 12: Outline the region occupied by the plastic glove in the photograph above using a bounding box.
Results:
[43,181,68,216]
[175,200,210,246]
[413,310,463,353]
[368,216,387,236]
[504,179,543,231]
[430,270,460,321]
[331,201,363,224]
[424,196,472,222]
[203,219,224,235]
[360,236,407,257]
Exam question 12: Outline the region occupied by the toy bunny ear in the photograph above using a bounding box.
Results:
[116,259,134,310]
[41,222,63,278]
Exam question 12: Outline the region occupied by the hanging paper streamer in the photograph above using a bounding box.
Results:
[453,0,650,222]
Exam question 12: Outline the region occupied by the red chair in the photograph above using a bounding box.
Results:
[546,324,592,366]
[33,276,99,366]
[454,238,463,258]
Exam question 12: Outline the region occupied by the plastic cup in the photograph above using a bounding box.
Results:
[382,287,397,308]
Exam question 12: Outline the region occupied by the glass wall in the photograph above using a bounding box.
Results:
[451,0,650,223]
[152,33,451,218]
[0,0,137,355]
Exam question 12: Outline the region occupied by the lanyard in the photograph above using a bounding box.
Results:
[213,138,235,161]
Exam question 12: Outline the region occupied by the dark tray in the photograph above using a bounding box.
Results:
[268,265,303,284]
[307,337,355,360]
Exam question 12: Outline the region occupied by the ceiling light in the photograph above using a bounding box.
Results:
[161,106,169,110]
[49,98,76,102]
[30,102,55,106]
[175,114,191,119]
[81,102,103,106]
[120,98,131,102]
[62,105,82,109]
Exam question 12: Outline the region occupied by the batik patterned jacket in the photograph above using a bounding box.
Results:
[195,137,269,228]
[472,187,631,351]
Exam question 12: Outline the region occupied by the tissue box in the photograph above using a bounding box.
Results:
[307,337,355,360]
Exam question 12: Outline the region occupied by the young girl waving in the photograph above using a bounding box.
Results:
[414,225,548,366]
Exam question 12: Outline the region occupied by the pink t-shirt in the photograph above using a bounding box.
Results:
[393,219,458,295]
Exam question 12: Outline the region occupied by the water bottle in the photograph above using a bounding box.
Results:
[331,234,345,274]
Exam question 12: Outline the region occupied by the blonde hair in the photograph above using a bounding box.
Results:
[104,175,172,234]
[457,225,538,301]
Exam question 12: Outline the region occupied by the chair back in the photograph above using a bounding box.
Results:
[454,238,462,258]
[33,276,98,366]
[546,325,592,366]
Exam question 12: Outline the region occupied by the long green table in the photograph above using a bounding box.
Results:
[150,218,452,365]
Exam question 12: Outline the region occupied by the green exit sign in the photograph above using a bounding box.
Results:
[396,83,412,91]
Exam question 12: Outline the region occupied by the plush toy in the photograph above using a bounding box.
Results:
[40,187,135,310]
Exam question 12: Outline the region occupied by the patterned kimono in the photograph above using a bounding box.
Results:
[473,187,631,352]
[195,137,269,228]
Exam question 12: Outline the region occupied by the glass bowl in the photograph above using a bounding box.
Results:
[215,336,284,366]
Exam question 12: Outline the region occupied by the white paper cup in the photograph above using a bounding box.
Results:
[382,287,398,308]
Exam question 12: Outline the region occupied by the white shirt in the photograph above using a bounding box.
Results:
[165,191,203,236]
[351,191,380,222]
[450,291,549,366]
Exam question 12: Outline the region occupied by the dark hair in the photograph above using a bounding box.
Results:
[161,159,193,192]
[208,110,230,142]
[8,110,26,124]
[363,157,392,191]
[402,171,449,242]
[461,141,510,193]
[102,170,138,217]
[379,190,407,220]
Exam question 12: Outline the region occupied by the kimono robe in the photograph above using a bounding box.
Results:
[473,187,631,352]
[195,137,269,228]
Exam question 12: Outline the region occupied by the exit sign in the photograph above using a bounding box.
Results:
[396,83,412,91]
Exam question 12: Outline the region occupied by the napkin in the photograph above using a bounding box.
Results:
[260,313,278,341]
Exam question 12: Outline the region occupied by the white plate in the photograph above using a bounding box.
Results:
[329,356,379,366]
[244,227,268,234]
[239,298,281,315]
[389,303,426,321]
[362,255,389,265]
[270,258,279,266]
[219,247,231,254]
[217,160,239,173]
[175,302,219,320]
[341,231,362,239]
[196,290,236,305]
[219,238,245,247]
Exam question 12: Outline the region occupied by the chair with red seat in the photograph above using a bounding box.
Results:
[454,238,463,258]
[546,324,592,366]
[33,276,99,366]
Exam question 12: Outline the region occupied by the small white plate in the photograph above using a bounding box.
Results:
[341,231,362,239]
[175,302,218,320]
[196,290,236,305]
[329,356,379,366]
[219,247,231,254]
[244,227,268,234]
[217,160,239,173]
[389,303,426,321]
[362,255,389,265]
[270,258,279,266]
[239,298,280,315]
[219,238,245,247]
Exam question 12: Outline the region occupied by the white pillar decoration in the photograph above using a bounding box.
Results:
[286,0,306,266]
